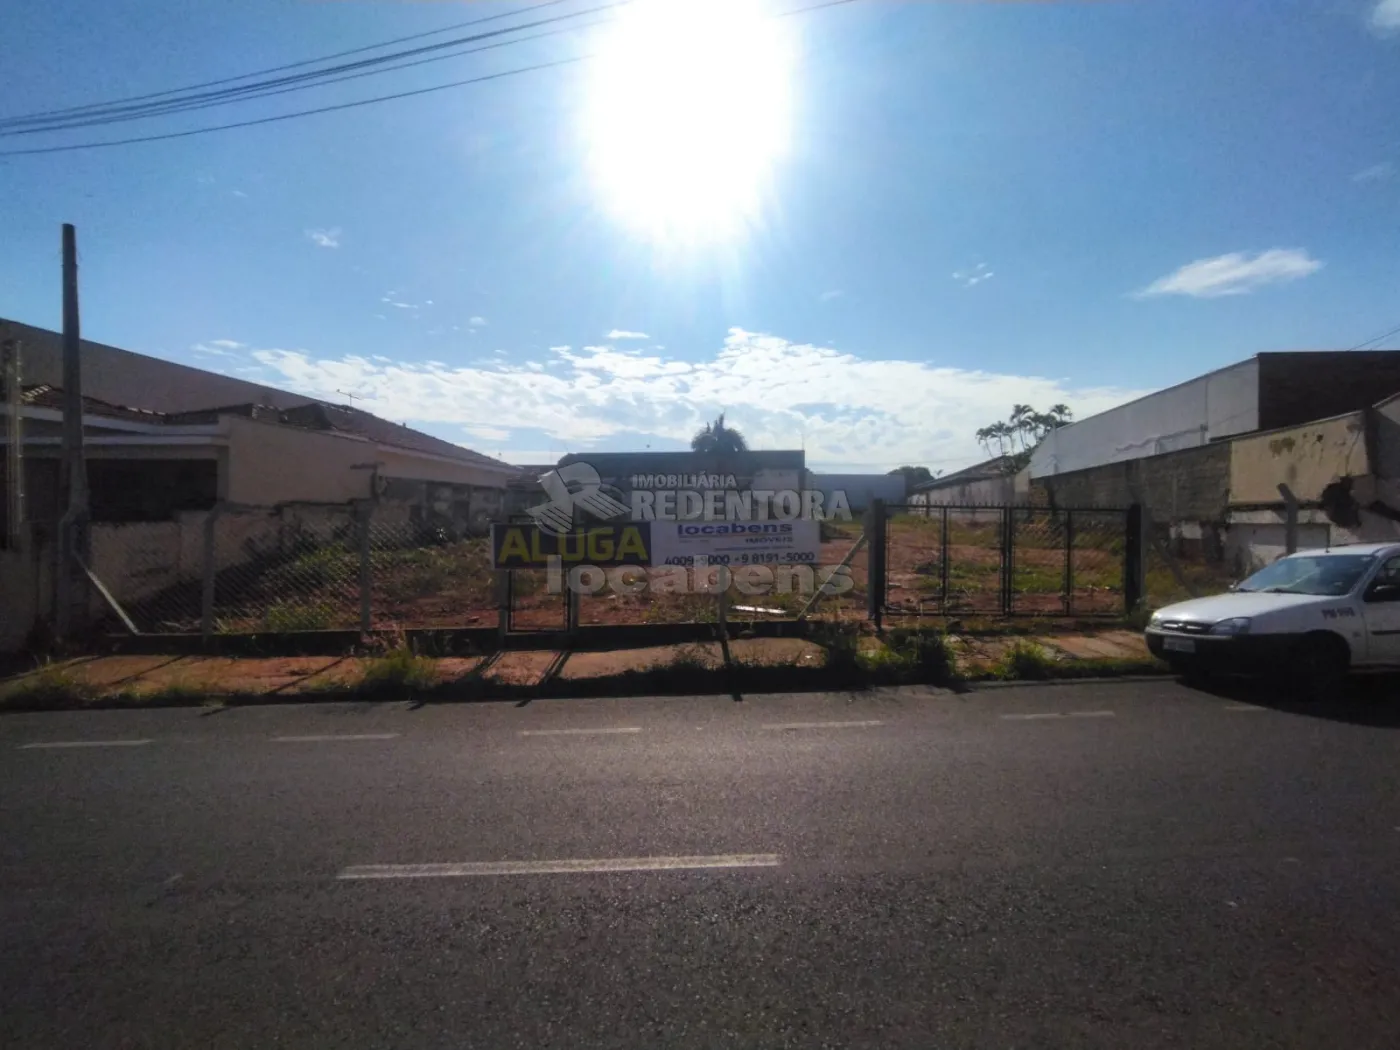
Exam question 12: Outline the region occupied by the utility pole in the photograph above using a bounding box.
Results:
[55,223,89,642]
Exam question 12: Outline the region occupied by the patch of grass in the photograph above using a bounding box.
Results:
[994,640,1056,680]
[261,600,336,633]
[358,646,438,698]
[0,661,98,709]
[140,680,208,705]
[813,622,863,681]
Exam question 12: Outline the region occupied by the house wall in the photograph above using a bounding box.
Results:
[375,446,512,489]
[1030,359,1259,478]
[1256,352,1400,432]
[223,415,372,505]
[807,473,905,512]
[1228,411,1369,505]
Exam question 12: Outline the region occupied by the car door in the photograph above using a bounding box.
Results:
[1360,555,1400,666]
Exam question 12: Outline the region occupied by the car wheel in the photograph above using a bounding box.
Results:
[1296,635,1349,703]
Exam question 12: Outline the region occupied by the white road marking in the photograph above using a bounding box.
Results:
[1223,704,1265,712]
[18,739,153,750]
[1000,710,1116,721]
[339,853,782,880]
[1068,710,1116,718]
[272,734,401,742]
[518,727,643,737]
[761,720,885,730]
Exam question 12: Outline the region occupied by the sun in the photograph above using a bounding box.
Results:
[582,0,795,243]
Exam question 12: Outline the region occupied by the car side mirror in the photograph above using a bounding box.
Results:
[1365,582,1400,603]
[1227,582,1238,592]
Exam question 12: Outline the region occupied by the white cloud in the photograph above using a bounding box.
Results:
[1353,161,1395,183]
[469,316,488,328]
[247,328,1147,470]
[607,329,650,340]
[231,190,249,199]
[381,296,418,310]
[464,425,511,442]
[191,341,242,358]
[306,227,341,248]
[952,264,994,289]
[1372,0,1400,32]
[1136,248,1322,299]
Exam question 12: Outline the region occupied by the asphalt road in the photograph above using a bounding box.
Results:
[2,680,1399,1049]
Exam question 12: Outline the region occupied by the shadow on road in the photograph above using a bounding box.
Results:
[1176,673,1400,728]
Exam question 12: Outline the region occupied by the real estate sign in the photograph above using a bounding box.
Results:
[490,522,653,568]
[649,520,821,567]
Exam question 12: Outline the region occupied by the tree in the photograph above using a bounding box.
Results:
[974,404,1074,472]
[691,413,748,456]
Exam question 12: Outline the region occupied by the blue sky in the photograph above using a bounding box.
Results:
[2,0,1399,472]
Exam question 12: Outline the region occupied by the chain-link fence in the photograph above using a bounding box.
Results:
[879,504,1134,618]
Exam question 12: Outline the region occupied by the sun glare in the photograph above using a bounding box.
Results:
[583,0,795,243]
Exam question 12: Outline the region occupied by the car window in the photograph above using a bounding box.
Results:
[1236,554,1373,596]
[1373,556,1400,587]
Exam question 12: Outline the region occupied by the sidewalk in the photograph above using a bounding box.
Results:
[0,625,1162,710]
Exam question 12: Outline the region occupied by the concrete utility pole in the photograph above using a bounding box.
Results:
[55,223,89,641]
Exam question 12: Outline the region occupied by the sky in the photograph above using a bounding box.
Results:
[2,0,1399,474]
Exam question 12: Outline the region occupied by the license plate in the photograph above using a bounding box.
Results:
[1163,637,1196,653]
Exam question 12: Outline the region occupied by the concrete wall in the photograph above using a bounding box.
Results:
[0,545,44,652]
[224,416,373,505]
[1228,411,1369,506]
[1034,443,1231,520]
[912,470,1029,508]
[1031,358,1258,478]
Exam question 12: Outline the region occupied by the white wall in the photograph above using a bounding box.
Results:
[1031,358,1259,478]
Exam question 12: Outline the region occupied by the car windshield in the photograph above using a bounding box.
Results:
[1235,554,1373,596]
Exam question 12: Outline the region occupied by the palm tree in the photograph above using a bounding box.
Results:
[691,413,748,456]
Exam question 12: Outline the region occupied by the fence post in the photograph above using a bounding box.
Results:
[495,570,511,642]
[939,505,950,613]
[1278,483,1298,555]
[1124,504,1145,613]
[1000,506,1014,615]
[200,502,223,643]
[1063,510,1074,616]
[866,499,887,628]
[357,502,373,635]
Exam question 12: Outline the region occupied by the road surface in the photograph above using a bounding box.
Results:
[2,680,1398,1048]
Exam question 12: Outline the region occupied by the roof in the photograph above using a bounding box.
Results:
[276,402,513,471]
[12,385,514,472]
[913,456,1019,491]
[557,450,805,477]
[1285,541,1400,558]
[17,384,167,425]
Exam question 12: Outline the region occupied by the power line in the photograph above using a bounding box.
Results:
[0,0,861,158]
[0,0,578,130]
[2,16,620,137]
[1346,321,1400,352]
[1,1,627,137]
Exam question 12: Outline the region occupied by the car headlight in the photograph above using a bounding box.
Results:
[1209,617,1251,636]
[1148,610,1164,626]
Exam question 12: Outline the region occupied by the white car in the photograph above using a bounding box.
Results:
[1144,542,1400,697]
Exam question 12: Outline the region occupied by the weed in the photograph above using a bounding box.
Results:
[1,661,98,708]
[261,600,336,633]
[885,626,956,682]
[995,640,1056,680]
[358,646,438,698]
[141,681,207,705]
[813,622,863,679]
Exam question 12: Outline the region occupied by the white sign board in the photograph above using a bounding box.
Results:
[649,520,821,567]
